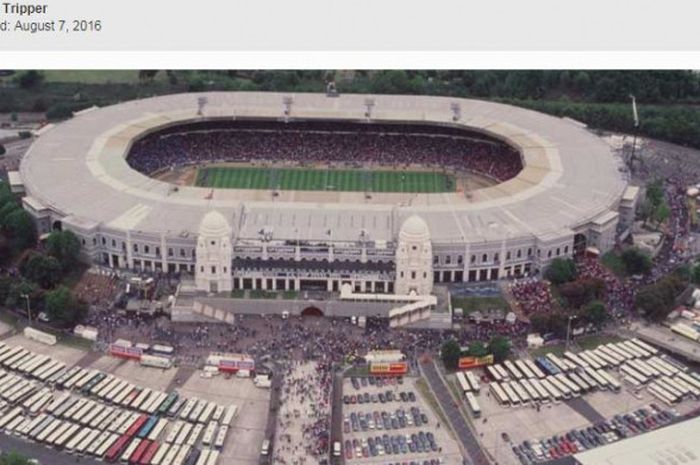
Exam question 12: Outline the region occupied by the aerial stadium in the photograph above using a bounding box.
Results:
[17,92,637,324]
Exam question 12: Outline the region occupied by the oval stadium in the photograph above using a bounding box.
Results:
[18,92,637,325]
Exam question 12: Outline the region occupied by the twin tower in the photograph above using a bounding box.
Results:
[194,210,434,297]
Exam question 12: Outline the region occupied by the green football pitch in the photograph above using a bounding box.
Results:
[195,166,456,193]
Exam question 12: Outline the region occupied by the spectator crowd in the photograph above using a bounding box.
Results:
[127,120,523,183]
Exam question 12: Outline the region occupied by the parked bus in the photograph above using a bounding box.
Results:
[656,377,684,399]
[564,351,588,369]
[165,420,184,443]
[494,364,510,381]
[152,344,175,356]
[539,378,563,401]
[198,402,217,424]
[95,433,120,458]
[205,449,220,465]
[195,449,211,465]
[127,438,151,465]
[580,352,603,370]
[55,423,81,449]
[147,418,169,441]
[85,430,110,456]
[545,354,569,373]
[524,359,546,379]
[548,376,572,399]
[150,443,170,465]
[630,338,658,355]
[158,392,179,416]
[119,437,142,463]
[139,441,160,465]
[501,382,520,406]
[647,358,675,377]
[503,361,523,380]
[620,364,648,385]
[519,378,540,402]
[187,424,204,447]
[486,366,503,382]
[175,422,193,446]
[77,428,101,456]
[528,378,550,402]
[39,363,66,384]
[621,341,650,358]
[221,406,237,427]
[465,392,481,418]
[605,343,634,361]
[596,346,624,365]
[202,421,217,446]
[584,367,609,390]
[597,370,621,392]
[629,359,656,379]
[465,371,480,393]
[64,427,88,452]
[213,425,228,449]
[514,360,534,380]
[456,372,471,395]
[104,433,132,462]
[512,380,532,403]
[674,376,700,399]
[555,374,581,396]
[647,382,678,406]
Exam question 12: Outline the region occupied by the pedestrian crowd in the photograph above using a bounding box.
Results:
[508,278,554,316]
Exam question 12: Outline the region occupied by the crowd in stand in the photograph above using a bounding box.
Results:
[508,278,554,316]
[127,121,522,182]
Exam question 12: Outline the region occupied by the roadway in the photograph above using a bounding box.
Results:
[421,359,490,465]
[0,431,102,465]
[623,325,700,364]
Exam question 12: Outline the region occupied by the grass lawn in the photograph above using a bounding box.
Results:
[601,251,627,278]
[282,291,298,300]
[230,290,246,298]
[451,295,510,315]
[249,290,278,299]
[575,334,623,351]
[196,166,455,193]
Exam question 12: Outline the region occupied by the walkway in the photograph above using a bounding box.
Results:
[421,358,490,465]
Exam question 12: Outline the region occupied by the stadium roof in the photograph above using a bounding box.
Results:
[573,417,700,465]
[20,92,627,243]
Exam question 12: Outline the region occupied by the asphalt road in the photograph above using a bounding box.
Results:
[421,360,489,465]
[0,432,102,465]
[566,397,606,425]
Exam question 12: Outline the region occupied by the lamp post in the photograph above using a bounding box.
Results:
[565,315,577,351]
[629,94,640,170]
[20,293,31,325]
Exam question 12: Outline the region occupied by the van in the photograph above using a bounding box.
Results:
[333,441,341,457]
[261,439,270,456]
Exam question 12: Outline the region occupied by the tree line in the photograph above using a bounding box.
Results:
[3,70,700,149]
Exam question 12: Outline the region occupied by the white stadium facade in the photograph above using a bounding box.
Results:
[17,92,638,323]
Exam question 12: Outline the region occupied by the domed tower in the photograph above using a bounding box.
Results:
[395,215,433,296]
[195,210,233,293]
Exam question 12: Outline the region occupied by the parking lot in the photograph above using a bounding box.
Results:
[469,362,700,465]
[0,335,270,465]
[341,376,462,465]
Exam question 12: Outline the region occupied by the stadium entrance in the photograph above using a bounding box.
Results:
[301,307,324,317]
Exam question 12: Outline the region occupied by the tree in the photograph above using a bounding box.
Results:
[0,143,5,156]
[467,341,488,357]
[653,202,670,226]
[2,209,36,251]
[440,339,461,370]
[16,70,44,89]
[0,451,33,465]
[44,286,87,327]
[621,248,652,275]
[4,278,38,310]
[21,253,62,289]
[582,300,608,328]
[46,230,81,271]
[488,336,511,363]
[544,258,577,285]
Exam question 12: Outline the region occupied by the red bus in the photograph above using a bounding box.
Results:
[129,439,151,465]
[104,434,131,462]
[139,441,160,465]
[125,415,149,437]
